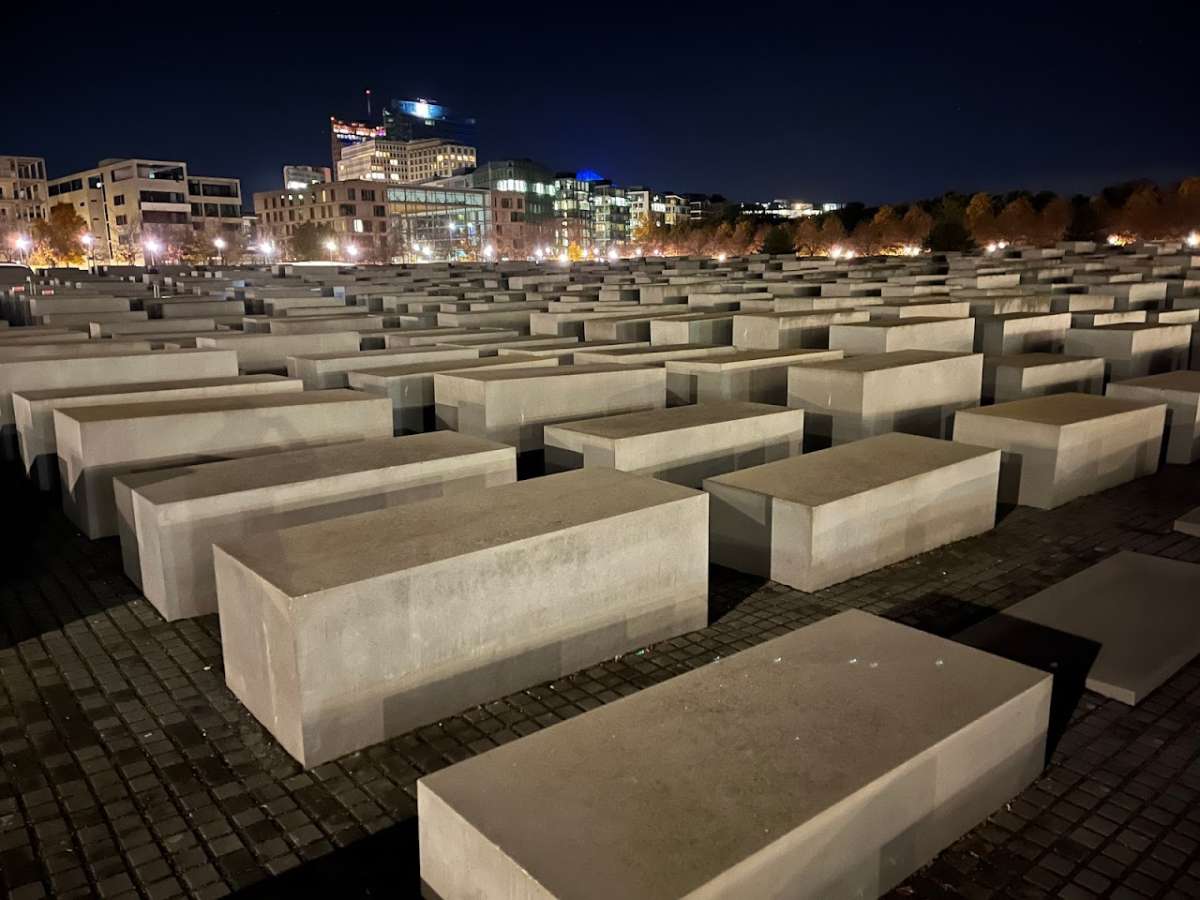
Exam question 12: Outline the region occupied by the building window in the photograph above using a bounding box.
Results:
[113,194,125,206]
[115,215,127,226]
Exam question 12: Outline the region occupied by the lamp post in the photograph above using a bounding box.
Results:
[212,236,226,267]
[81,233,95,270]
[143,237,162,269]
[324,239,338,260]
[345,243,359,263]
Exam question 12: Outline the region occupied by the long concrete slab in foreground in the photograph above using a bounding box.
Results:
[195,332,360,373]
[958,552,1200,705]
[705,432,1000,591]
[214,467,709,767]
[129,433,516,621]
[544,401,804,486]
[419,610,1050,900]
[54,390,392,538]
[12,374,302,489]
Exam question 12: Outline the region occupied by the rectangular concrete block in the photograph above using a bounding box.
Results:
[959,552,1200,705]
[128,433,516,621]
[12,374,302,489]
[953,393,1165,508]
[544,401,804,487]
[419,609,1049,900]
[664,349,843,406]
[705,432,999,591]
[733,310,870,349]
[787,350,983,445]
[1064,323,1191,380]
[434,364,666,450]
[214,467,709,767]
[1105,371,1200,463]
[55,390,392,538]
[974,313,1072,355]
[983,353,1106,404]
[829,316,976,354]
[195,332,361,373]
[285,346,480,389]
[648,313,734,346]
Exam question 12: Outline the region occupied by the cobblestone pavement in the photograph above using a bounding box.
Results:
[2,462,1199,900]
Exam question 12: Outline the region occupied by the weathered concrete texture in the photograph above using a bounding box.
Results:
[953,393,1165,509]
[869,300,972,319]
[1064,323,1192,380]
[583,311,693,343]
[733,310,871,349]
[1105,371,1200,464]
[648,313,734,346]
[959,552,1200,705]
[348,356,559,434]
[285,346,480,389]
[974,313,1073,355]
[787,350,983,445]
[127,433,516,621]
[544,401,803,487]
[983,353,1106,404]
[571,344,737,367]
[0,340,153,362]
[267,314,385,335]
[419,610,1049,900]
[434,364,666,447]
[664,349,843,406]
[12,374,302,489]
[195,332,361,373]
[828,316,977,354]
[705,432,999,591]
[214,467,709,767]
[54,390,392,539]
[89,317,216,337]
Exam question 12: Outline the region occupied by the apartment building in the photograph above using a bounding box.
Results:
[335,138,476,184]
[0,155,48,236]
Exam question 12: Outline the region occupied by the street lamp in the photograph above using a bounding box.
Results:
[483,244,496,260]
[345,244,360,263]
[81,233,95,269]
[143,237,162,268]
[13,235,31,265]
[608,247,619,261]
[324,239,338,258]
[1187,232,1199,249]
[212,236,226,267]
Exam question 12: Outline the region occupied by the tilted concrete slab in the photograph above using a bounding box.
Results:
[419,609,1049,900]
[1064,323,1192,380]
[705,432,999,591]
[214,467,709,767]
[54,390,392,538]
[953,393,1165,508]
[127,433,516,621]
[958,552,1200,705]
[733,310,870,349]
[434,364,665,448]
[787,350,983,445]
[544,401,804,487]
[1105,370,1200,463]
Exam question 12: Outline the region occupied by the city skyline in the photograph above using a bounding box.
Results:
[6,4,1197,207]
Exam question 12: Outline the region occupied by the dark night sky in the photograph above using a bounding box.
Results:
[7,2,1197,208]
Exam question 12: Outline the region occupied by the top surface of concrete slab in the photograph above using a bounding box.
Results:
[56,389,373,424]
[790,349,975,374]
[218,467,700,597]
[960,392,1162,425]
[985,353,1103,370]
[134,433,511,505]
[13,375,289,402]
[664,349,842,370]
[1110,371,1200,392]
[706,432,997,506]
[545,401,797,439]
[434,363,649,383]
[575,344,717,357]
[960,552,1200,705]
[830,316,969,329]
[420,610,1047,900]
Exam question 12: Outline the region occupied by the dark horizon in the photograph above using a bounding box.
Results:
[7,3,1198,207]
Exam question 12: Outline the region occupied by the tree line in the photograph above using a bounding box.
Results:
[633,177,1200,257]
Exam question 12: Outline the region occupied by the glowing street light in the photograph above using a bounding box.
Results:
[483,244,496,259]
[716,252,727,263]
[607,247,619,261]
[324,239,337,256]
[212,237,226,251]
[996,241,1009,250]
[558,252,569,265]
[143,237,163,268]
[1107,234,1121,246]
[985,242,998,254]
[830,245,844,259]
[345,244,360,260]
[81,233,95,269]
[1186,232,1199,248]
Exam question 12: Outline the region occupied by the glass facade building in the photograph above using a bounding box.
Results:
[385,185,491,262]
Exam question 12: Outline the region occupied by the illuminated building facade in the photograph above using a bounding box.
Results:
[385,185,491,262]
[48,158,241,264]
[283,165,331,190]
[382,98,477,145]
[336,139,476,184]
[0,156,48,244]
[590,181,630,250]
[329,118,387,172]
[254,180,392,261]
[552,173,593,253]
